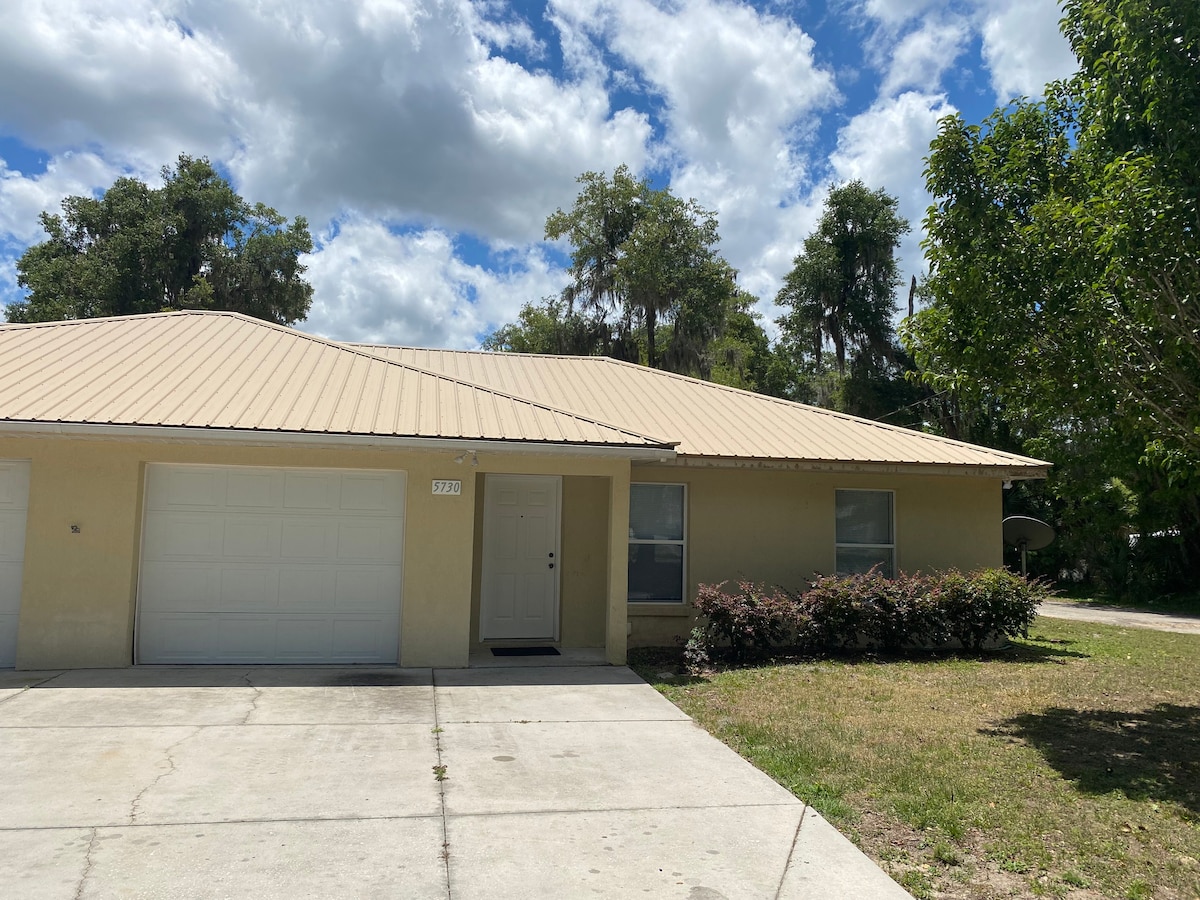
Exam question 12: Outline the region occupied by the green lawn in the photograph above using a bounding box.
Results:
[631,618,1200,899]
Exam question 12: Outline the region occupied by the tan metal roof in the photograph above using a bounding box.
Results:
[356,345,1050,473]
[0,312,673,450]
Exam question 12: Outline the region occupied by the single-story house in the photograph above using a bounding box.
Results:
[0,310,1049,670]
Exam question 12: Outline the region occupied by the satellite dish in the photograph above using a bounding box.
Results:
[1002,516,1056,576]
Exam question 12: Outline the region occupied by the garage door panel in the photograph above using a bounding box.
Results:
[280,519,337,559]
[277,568,336,609]
[0,613,18,668]
[143,516,224,559]
[139,465,405,665]
[222,517,281,558]
[339,519,405,560]
[331,618,397,660]
[219,568,278,608]
[333,568,402,612]
[0,462,31,668]
[160,467,227,508]
[138,614,221,661]
[139,564,220,611]
[0,512,27,561]
[275,618,331,659]
[284,472,337,510]
[338,522,385,559]
[219,616,279,660]
[225,469,280,507]
[340,472,396,511]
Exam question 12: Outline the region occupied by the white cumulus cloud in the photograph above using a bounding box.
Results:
[879,16,970,96]
[830,90,958,294]
[302,219,567,349]
[979,0,1077,101]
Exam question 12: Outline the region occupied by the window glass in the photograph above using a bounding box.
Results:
[627,544,684,602]
[629,484,685,541]
[835,489,895,577]
[835,490,893,545]
[628,483,685,603]
[835,546,895,576]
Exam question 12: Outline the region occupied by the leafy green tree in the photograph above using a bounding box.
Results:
[776,181,910,377]
[772,181,921,420]
[544,166,739,370]
[11,155,313,326]
[480,296,628,358]
[912,0,1200,592]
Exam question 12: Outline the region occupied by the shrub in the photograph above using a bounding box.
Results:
[938,567,1043,650]
[802,568,1046,652]
[685,580,802,665]
[686,569,1049,666]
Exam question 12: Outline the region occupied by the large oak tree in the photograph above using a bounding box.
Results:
[11,155,313,326]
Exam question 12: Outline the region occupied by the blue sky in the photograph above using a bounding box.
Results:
[0,0,1077,348]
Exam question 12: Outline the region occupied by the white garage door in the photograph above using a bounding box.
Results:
[0,460,31,668]
[138,465,406,664]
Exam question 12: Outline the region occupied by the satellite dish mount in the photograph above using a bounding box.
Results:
[1002,516,1056,576]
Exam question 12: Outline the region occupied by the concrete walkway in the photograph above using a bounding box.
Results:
[1039,600,1200,634]
[0,665,910,900]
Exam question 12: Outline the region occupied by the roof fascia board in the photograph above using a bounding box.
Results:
[0,421,678,461]
[646,454,1050,479]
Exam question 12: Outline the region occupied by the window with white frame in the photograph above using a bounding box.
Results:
[628,483,686,602]
[835,489,895,576]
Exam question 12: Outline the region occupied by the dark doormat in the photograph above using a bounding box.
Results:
[490,646,561,657]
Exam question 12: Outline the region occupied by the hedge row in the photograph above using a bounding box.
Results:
[684,569,1048,667]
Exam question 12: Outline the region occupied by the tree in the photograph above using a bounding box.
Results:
[776,181,910,377]
[480,296,624,358]
[11,155,313,326]
[911,0,1200,592]
[544,167,739,370]
[771,181,922,420]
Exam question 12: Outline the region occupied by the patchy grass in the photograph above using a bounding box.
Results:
[631,619,1200,899]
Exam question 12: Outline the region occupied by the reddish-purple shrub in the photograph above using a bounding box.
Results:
[686,569,1048,666]
[685,580,802,665]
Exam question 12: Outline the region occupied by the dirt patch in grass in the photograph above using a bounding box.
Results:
[631,619,1200,899]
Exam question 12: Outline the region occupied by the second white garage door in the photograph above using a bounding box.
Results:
[0,460,31,668]
[138,465,406,664]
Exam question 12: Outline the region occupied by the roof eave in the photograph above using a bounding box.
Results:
[648,454,1051,479]
[0,421,679,461]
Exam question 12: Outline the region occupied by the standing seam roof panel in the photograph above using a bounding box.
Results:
[354,344,1048,468]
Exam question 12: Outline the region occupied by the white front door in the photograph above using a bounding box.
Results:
[0,460,31,668]
[480,474,561,641]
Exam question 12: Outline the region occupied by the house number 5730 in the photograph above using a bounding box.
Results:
[432,480,462,496]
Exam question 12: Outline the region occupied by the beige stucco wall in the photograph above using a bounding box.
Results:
[627,463,1004,647]
[559,476,609,648]
[2,432,1007,668]
[0,436,630,670]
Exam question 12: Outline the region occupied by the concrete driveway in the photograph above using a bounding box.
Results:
[1038,600,1200,634]
[0,665,909,899]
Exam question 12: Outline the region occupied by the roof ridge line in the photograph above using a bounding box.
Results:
[345,341,611,363]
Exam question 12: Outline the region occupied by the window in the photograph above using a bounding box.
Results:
[628,483,686,602]
[835,489,894,576]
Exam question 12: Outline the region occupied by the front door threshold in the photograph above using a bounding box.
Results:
[467,647,608,668]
